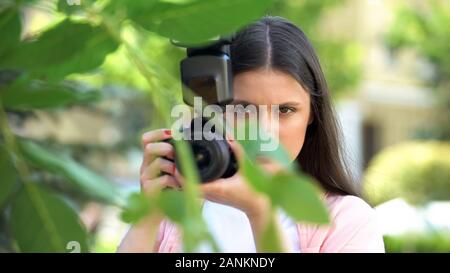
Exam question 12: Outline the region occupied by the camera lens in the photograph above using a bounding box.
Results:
[192,142,211,169]
[189,130,231,182]
[169,117,238,183]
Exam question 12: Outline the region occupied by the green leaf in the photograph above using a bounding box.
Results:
[57,0,84,15]
[269,172,329,224]
[0,77,101,110]
[0,7,21,59]
[157,189,186,223]
[124,0,274,45]
[240,156,271,193]
[120,190,186,225]
[18,140,126,206]
[236,121,293,170]
[1,19,119,81]
[0,145,17,209]
[241,155,328,224]
[10,185,89,252]
[120,192,152,224]
[235,119,328,224]
[259,212,283,252]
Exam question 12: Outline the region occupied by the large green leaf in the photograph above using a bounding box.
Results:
[18,140,126,206]
[0,19,119,81]
[120,192,152,224]
[234,120,293,170]
[0,7,21,59]
[10,185,89,252]
[157,189,186,223]
[0,145,17,209]
[236,122,329,224]
[117,0,274,45]
[240,153,329,224]
[258,212,283,252]
[269,172,329,224]
[240,156,271,193]
[121,190,187,224]
[0,77,101,110]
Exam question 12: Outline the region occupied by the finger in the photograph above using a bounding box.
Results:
[141,175,181,195]
[141,129,172,148]
[173,168,187,187]
[141,157,176,180]
[141,142,174,173]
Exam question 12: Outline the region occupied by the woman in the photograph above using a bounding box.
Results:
[118,16,385,253]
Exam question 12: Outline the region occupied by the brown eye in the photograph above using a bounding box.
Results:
[278,106,295,114]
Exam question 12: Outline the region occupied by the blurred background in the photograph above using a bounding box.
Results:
[0,0,449,253]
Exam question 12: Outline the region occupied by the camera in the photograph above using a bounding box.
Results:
[168,36,238,183]
[165,117,237,183]
[176,35,234,106]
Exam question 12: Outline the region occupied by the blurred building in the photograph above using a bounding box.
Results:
[323,0,436,181]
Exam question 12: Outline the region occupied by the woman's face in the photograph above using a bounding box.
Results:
[231,68,312,161]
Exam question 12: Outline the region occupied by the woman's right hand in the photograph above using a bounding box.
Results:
[140,128,181,195]
[117,128,179,253]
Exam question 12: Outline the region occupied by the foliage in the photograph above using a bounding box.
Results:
[270,0,363,97]
[363,141,450,206]
[384,232,450,253]
[0,0,333,253]
[386,0,450,140]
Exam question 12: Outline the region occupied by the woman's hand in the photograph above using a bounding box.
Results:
[118,128,181,253]
[140,128,181,196]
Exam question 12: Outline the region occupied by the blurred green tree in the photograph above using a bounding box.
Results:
[386,0,450,140]
[270,0,363,98]
[0,0,330,253]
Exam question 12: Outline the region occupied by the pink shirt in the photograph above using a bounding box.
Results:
[153,193,385,253]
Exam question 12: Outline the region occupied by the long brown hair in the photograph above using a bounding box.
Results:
[231,16,360,197]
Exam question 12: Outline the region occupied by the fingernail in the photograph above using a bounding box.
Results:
[164,129,172,136]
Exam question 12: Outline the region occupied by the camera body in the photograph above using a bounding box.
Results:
[168,36,238,183]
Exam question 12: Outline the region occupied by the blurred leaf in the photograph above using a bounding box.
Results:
[236,120,328,224]
[364,141,450,205]
[0,77,101,110]
[236,122,293,170]
[18,140,126,206]
[10,185,89,252]
[120,190,186,229]
[258,212,283,252]
[0,19,119,81]
[240,156,271,193]
[0,7,21,59]
[241,156,328,224]
[120,192,152,223]
[57,0,84,15]
[269,172,329,224]
[157,189,186,223]
[120,0,274,45]
[0,145,17,209]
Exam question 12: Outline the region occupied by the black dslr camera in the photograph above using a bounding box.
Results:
[168,36,238,183]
